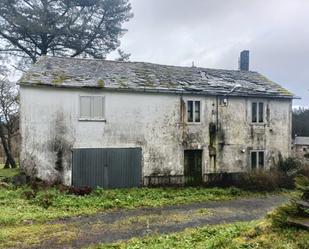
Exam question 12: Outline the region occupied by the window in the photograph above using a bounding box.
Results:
[187,100,201,123]
[252,102,264,123]
[80,96,105,120]
[251,151,265,169]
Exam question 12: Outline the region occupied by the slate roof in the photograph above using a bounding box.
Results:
[295,137,309,145]
[19,56,294,98]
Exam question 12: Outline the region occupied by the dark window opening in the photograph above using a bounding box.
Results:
[258,151,264,168]
[195,101,201,122]
[251,151,257,169]
[187,100,201,123]
[187,101,193,122]
[251,151,265,169]
[252,102,257,123]
[259,103,264,123]
[252,102,264,123]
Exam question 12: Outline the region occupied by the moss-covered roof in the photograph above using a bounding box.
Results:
[19,56,295,98]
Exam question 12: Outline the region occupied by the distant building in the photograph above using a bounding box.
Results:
[293,136,309,158]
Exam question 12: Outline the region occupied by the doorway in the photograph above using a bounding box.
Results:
[184,150,203,186]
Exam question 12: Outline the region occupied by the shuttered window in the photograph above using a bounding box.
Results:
[80,96,105,120]
[80,96,92,118]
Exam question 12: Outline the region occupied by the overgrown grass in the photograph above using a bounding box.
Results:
[0,164,19,179]
[88,221,309,249]
[0,223,79,248]
[0,185,276,226]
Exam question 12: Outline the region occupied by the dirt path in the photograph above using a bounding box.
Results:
[26,195,287,249]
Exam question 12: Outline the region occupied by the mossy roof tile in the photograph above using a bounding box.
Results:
[19,56,295,99]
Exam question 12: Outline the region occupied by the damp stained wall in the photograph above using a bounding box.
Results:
[20,85,292,185]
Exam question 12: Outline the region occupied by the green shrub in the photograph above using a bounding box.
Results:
[235,170,294,191]
[277,157,302,174]
[304,153,309,159]
[298,164,309,179]
[234,158,308,192]
[30,190,57,209]
[270,175,309,228]
[268,203,299,227]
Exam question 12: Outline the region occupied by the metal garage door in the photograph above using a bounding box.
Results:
[72,148,142,189]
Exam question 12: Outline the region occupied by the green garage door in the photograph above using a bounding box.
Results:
[72,148,142,189]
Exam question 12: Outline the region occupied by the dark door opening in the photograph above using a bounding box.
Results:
[184,150,203,186]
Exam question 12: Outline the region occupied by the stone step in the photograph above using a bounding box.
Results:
[287,217,309,229]
[296,200,309,209]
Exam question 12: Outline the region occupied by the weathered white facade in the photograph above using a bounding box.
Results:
[18,56,295,186]
[20,84,292,185]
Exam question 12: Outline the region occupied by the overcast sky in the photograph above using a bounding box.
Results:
[108,0,309,107]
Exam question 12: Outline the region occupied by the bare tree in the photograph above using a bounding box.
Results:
[0,76,19,168]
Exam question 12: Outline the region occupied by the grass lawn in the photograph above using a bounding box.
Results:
[0,167,284,226]
[0,164,19,179]
[88,221,309,249]
[1,220,307,249]
[0,167,300,249]
[0,184,276,226]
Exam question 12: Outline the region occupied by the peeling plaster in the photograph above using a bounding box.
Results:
[20,86,292,185]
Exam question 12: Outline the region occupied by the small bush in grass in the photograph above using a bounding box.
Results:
[30,191,57,209]
[22,190,36,200]
[304,153,309,159]
[56,185,93,196]
[278,157,302,174]
[67,186,92,196]
[269,203,299,227]
[299,163,309,178]
[269,175,309,228]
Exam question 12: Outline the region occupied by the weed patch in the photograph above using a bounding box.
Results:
[0,186,269,226]
[0,223,78,248]
[88,221,309,249]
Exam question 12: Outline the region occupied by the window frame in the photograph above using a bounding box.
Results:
[79,95,106,122]
[250,150,265,170]
[187,100,202,124]
[251,101,265,124]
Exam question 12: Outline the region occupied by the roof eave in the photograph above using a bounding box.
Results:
[18,81,295,99]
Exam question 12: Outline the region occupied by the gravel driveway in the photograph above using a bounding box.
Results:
[25,195,287,249]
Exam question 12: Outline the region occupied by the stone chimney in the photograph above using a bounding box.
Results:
[239,50,250,71]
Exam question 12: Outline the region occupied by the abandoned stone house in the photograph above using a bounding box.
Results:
[18,52,294,188]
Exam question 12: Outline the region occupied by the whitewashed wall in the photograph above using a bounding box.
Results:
[20,86,292,185]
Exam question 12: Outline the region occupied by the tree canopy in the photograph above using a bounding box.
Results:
[292,107,309,137]
[0,0,133,64]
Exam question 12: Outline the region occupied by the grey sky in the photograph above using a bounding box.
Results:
[108,0,309,107]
